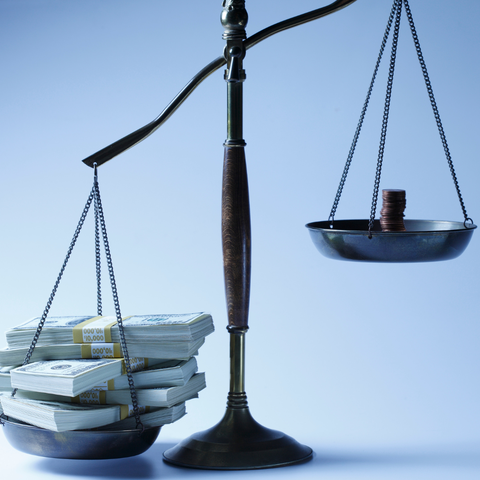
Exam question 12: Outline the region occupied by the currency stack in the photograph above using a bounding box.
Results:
[0,313,213,432]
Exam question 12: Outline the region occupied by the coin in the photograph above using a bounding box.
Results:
[380,189,406,232]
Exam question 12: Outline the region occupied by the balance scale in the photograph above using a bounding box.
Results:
[2,0,476,470]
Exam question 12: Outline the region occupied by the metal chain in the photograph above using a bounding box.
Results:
[10,167,144,432]
[403,0,472,227]
[328,0,399,226]
[93,170,144,432]
[368,0,402,237]
[94,165,102,315]
[11,187,95,397]
[330,0,473,232]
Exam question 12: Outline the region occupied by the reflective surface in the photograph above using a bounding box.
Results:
[2,418,161,459]
[163,330,312,470]
[306,219,476,262]
[163,406,313,470]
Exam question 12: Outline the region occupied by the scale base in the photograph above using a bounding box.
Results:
[163,406,313,470]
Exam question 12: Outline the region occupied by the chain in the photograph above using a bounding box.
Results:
[330,0,473,232]
[93,171,144,432]
[328,0,398,227]
[11,187,95,398]
[403,0,472,226]
[94,165,102,315]
[368,0,402,237]
[10,167,144,432]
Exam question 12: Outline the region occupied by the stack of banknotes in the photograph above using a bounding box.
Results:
[0,313,213,431]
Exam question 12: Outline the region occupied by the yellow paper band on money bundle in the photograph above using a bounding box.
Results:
[121,358,147,374]
[86,379,115,391]
[73,316,117,344]
[72,390,107,405]
[135,405,149,415]
[80,343,122,358]
[126,405,149,417]
[72,316,102,343]
[120,405,129,420]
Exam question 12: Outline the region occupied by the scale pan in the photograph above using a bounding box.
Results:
[306,219,476,263]
[2,417,161,459]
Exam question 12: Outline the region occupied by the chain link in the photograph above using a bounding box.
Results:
[11,167,144,432]
[368,0,402,237]
[329,0,398,226]
[403,0,471,225]
[329,0,472,233]
[93,172,143,431]
[94,165,102,316]
[11,187,95,399]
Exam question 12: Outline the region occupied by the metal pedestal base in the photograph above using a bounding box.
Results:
[163,405,313,470]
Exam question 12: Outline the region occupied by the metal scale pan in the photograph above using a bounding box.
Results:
[306,0,477,264]
[306,219,476,263]
[1,418,161,459]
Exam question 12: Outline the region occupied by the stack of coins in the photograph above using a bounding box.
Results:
[380,189,406,232]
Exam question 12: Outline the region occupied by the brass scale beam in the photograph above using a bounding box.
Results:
[82,0,359,470]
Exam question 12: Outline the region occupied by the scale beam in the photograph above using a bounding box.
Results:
[81,0,358,168]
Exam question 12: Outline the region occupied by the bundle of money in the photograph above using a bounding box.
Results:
[0,312,214,432]
[16,372,206,409]
[0,340,203,366]
[5,313,214,349]
[0,366,14,389]
[0,397,187,432]
[9,357,166,397]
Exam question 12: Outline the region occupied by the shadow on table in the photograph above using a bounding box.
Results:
[35,442,177,478]
[34,440,480,477]
[312,442,480,470]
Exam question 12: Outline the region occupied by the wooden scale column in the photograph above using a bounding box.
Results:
[162,1,313,469]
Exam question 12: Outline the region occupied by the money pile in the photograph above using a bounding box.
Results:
[380,189,407,232]
[0,313,213,432]
[0,396,188,432]
[0,366,13,414]
[4,313,214,352]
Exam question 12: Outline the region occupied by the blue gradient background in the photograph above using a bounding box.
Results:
[1,1,479,479]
